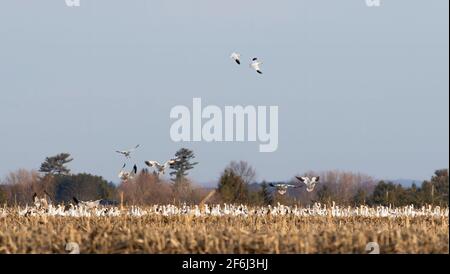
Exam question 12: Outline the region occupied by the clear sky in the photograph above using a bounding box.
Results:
[0,0,448,186]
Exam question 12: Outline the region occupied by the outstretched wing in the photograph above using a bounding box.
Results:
[73,197,80,205]
[145,160,161,168]
[164,159,177,168]
[130,144,140,151]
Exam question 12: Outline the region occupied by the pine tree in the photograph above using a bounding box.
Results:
[39,153,73,175]
[170,148,198,202]
[260,181,273,205]
[217,169,248,203]
[352,188,367,205]
[170,148,198,182]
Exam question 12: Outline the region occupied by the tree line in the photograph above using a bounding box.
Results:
[0,150,448,207]
[217,163,448,207]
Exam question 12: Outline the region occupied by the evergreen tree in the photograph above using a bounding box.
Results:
[260,181,273,205]
[371,181,396,206]
[53,173,116,203]
[315,184,334,205]
[39,153,73,175]
[170,148,198,201]
[0,186,6,204]
[170,148,198,182]
[217,169,248,203]
[352,188,368,205]
[431,169,449,205]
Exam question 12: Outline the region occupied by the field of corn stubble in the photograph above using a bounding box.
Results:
[0,208,448,254]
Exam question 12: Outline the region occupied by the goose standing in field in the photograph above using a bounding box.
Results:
[144,158,177,176]
[295,176,320,192]
[115,144,140,159]
[268,182,301,195]
[250,57,263,74]
[230,52,241,65]
[118,163,137,181]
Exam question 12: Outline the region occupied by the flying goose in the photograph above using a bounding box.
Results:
[295,176,320,192]
[230,52,241,65]
[118,163,137,181]
[268,182,301,195]
[72,197,102,209]
[250,57,263,74]
[144,159,177,176]
[115,144,140,159]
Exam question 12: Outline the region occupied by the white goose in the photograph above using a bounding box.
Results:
[296,176,320,192]
[72,197,102,209]
[230,52,241,65]
[115,144,140,159]
[118,163,137,181]
[33,192,51,209]
[144,159,177,176]
[250,57,263,74]
[268,182,300,195]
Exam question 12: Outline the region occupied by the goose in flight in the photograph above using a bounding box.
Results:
[268,182,301,195]
[230,52,241,65]
[250,57,263,74]
[116,144,140,159]
[145,159,178,176]
[118,163,137,181]
[296,176,320,192]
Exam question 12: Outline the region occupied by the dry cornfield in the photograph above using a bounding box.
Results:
[0,206,448,254]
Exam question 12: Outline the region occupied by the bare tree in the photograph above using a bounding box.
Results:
[227,161,256,185]
[118,172,173,205]
[1,169,41,205]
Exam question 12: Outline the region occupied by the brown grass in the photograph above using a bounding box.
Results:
[0,211,448,254]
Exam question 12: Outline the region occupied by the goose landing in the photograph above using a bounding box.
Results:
[250,58,263,74]
[296,176,320,192]
[33,192,52,209]
[230,52,241,65]
[145,159,178,176]
[268,182,300,195]
[118,163,137,181]
[115,144,140,159]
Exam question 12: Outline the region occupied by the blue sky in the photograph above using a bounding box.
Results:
[0,0,448,186]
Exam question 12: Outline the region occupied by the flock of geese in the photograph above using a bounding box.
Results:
[115,144,321,195]
[115,144,180,182]
[28,54,322,215]
[4,201,448,218]
[230,52,263,74]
